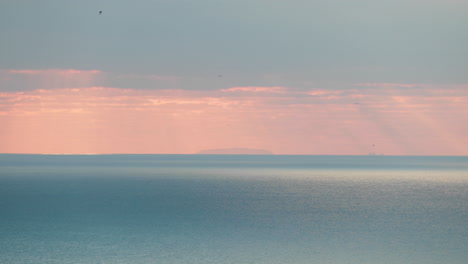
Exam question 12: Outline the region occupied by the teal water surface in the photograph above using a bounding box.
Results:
[1,155,467,263]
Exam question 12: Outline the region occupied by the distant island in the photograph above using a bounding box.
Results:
[196,148,273,155]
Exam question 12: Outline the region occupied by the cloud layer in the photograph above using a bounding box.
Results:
[1,71,466,155]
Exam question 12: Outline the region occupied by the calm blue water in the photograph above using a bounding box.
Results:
[1,155,467,264]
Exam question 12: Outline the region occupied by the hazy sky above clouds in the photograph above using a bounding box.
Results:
[1,0,467,155]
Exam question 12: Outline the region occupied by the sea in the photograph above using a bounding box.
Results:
[0,154,467,264]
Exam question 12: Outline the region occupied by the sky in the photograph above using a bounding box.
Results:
[1,0,467,155]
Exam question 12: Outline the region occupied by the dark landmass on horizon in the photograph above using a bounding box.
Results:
[196,148,273,155]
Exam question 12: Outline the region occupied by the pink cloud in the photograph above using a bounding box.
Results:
[305,90,345,96]
[1,68,185,92]
[116,73,177,81]
[0,84,467,155]
[221,86,288,93]
[0,68,103,91]
[7,69,101,75]
[354,83,419,88]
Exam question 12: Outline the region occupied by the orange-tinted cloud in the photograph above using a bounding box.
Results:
[6,69,101,75]
[1,68,467,155]
[354,83,419,88]
[0,69,182,91]
[1,83,467,155]
[221,86,288,94]
[0,69,103,91]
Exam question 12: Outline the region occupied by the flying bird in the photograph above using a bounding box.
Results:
[99,11,103,15]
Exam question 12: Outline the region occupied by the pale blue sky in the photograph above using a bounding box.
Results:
[1,0,468,91]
